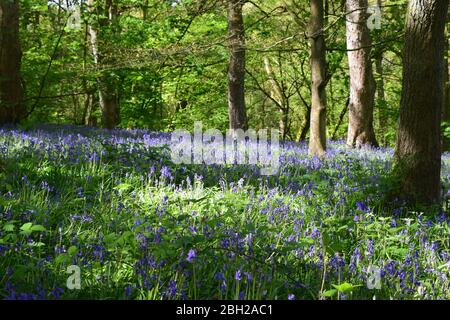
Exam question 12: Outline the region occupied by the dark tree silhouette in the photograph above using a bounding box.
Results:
[0,0,25,124]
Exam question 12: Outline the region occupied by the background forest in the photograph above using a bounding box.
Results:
[13,0,420,145]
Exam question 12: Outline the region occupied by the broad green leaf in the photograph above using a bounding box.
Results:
[332,282,361,293]
[322,289,338,297]
[3,224,15,232]
[20,222,33,231]
[114,183,132,192]
[31,225,46,232]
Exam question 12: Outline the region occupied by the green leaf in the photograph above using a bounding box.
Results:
[31,225,46,232]
[20,222,34,235]
[3,223,15,232]
[322,289,338,297]
[20,222,33,231]
[299,238,315,246]
[28,241,45,247]
[438,262,450,270]
[114,183,132,192]
[117,231,133,246]
[68,246,78,256]
[104,233,117,244]
[12,265,30,279]
[55,253,71,265]
[332,282,361,293]
[387,246,408,259]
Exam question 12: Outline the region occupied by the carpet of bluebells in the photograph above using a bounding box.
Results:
[0,125,449,300]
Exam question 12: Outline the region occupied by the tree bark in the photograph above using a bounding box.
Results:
[308,0,327,157]
[263,57,288,140]
[374,0,386,146]
[227,0,248,130]
[332,97,349,140]
[87,0,119,129]
[375,52,386,145]
[442,29,449,151]
[299,106,311,141]
[345,0,378,148]
[394,0,448,206]
[0,0,25,124]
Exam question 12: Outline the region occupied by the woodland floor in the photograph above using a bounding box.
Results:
[0,125,449,300]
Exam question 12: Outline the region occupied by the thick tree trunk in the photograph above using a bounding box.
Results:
[394,0,448,206]
[0,0,25,124]
[87,0,119,129]
[227,0,248,130]
[442,30,449,151]
[308,0,327,157]
[345,0,378,148]
[98,80,119,129]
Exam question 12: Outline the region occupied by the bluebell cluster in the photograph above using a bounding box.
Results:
[0,125,449,300]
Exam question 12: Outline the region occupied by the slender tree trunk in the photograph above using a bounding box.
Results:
[375,52,386,145]
[142,0,149,21]
[345,0,378,148]
[375,0,386,146]
[263,57,288,140]
[81,93,91,125]
[394,0,448,206]
[227,0,248,130]
[299,106,311,141]
[87,0,119,129]
[0,0,25,124]
[308,0,327,157]
[332,97,349,140]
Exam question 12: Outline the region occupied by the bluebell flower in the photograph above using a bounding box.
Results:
[166,280,177,299]
[356,201,369,212]
[125,285,133,298]
[186,249,196,263]
[215,272,226,282]
[50,287,64,299]
[235,269,242,281]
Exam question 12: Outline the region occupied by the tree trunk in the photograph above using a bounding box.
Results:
[375,0,386,146]
[0,0,25,124]
[299,106,311,141]
[81,93,88,125]
[394,0,448,206]
[442,29,449,151]
[375,52,386,145]
[308,0,327,157]
[263,57,288,140]
[227,0,248,130]
[332,97,349,140]
[87,0,119,129]
[345,0,378,148]
[142,0,148,21]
